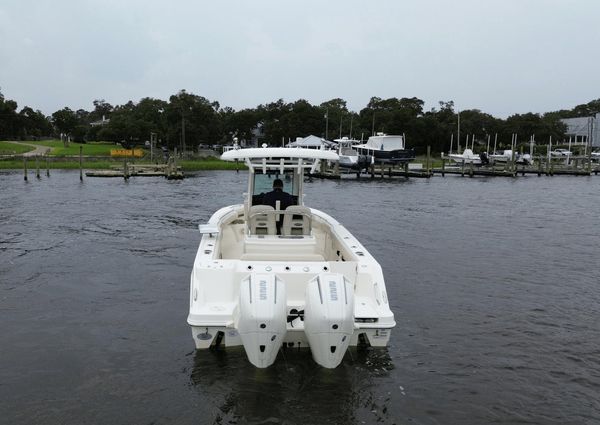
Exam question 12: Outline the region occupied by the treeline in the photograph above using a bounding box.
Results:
[1,88,598,153]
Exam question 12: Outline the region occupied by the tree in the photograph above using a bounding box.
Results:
[51,107,79,137]
[166,90,221,150]
[18,106,52,139]
[0,89,19,139]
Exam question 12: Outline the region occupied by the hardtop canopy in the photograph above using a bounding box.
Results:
[221,147,338,162]
[222,147,338,174]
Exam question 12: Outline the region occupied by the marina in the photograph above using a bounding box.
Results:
[311,148,600,179]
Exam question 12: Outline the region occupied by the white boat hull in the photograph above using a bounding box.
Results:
[188,205,395,368]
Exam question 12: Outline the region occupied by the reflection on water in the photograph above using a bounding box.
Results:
[189,347,394,425]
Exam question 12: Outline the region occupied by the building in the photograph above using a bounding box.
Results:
[90,115,110,127]
[560,113,599,147]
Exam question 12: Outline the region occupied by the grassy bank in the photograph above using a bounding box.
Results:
[0,141,36,155]
[21,140,122,156]
[0,157,244,171]
[0,159,116,170]
[179,159,247,171]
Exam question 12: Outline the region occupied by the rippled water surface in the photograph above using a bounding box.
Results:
[1,170,599,425]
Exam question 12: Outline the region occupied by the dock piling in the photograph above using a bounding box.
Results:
[23,157,28,181]
[441,154,446,177]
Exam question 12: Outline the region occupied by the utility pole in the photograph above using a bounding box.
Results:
[371,112,375,136]
[457,110,461,153]
[181,113,186,155]
[325,108,329,140]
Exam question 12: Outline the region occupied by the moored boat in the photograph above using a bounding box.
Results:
[333,137,369,170]
[354,133,415,164]
[447,148,485,165]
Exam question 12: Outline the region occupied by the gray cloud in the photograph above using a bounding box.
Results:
[1,0,599,117]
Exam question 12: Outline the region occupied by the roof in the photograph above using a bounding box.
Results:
[287,135,336,148]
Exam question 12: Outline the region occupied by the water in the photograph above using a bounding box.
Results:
[1,170,599,425]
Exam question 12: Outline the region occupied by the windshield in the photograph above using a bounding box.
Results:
[253,173,295,196]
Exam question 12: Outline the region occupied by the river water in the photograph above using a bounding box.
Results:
[1,170,599,425]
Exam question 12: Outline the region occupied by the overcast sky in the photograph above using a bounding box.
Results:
[1,0,598,117]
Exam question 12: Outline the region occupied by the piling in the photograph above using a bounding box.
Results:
[46,156,50,177]
[79,146,83,181]
[441,155,446,177]
[36,156,40,179]
[23,157,28,181]
[510,150,516,177]
[426,145,431,176]
[468,160,474,177]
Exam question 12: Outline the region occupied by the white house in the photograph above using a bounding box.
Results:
[560,113,599,147]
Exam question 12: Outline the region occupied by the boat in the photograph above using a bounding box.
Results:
[487,149,533,166]
[333,137,368,170]
[488,149,513,164]
[187,147,395,368]
[447,148,487,165]
[353,133,415,164]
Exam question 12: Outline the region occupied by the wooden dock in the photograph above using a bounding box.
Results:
[86,161,184,179]
[309,148,600,180]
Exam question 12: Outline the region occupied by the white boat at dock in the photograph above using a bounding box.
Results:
[187,147,395,368]
[488,149,533,165]
[488,149,513,163]
[447,148,485,165]
[354,133,415,164]
[333,137,368,170]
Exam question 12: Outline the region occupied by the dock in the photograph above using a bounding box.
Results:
[310,148,600,180]
[86,161,184,179]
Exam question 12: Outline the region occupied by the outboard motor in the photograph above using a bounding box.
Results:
[304,273,355,368]
[238,273,287,368]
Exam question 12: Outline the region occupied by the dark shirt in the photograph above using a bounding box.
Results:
[262,188,294,210]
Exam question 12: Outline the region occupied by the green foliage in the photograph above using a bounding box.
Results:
[1,87,596,156]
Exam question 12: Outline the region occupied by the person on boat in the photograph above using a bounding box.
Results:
[262,178,294,210]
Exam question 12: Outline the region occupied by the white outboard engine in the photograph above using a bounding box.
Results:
[237,273,287,368]
[304,273,355,368]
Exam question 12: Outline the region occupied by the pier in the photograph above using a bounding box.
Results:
[310,148,600,180]
[85,158,184,180]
